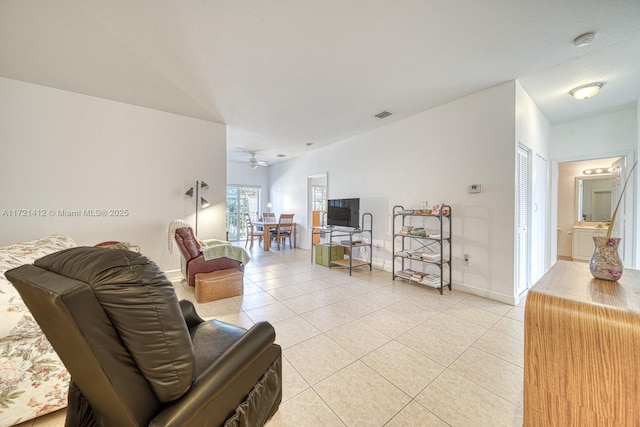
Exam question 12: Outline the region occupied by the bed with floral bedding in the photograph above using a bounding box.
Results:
[0,235,76,426]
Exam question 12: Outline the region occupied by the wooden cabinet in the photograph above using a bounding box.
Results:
[571,226,606,261]
[524,261,640,425]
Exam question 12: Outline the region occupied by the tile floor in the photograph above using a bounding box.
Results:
[17,247,525,427]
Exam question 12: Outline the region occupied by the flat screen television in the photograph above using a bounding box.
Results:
[327,198,360,228]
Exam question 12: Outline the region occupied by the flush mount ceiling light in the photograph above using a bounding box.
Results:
[570,82,603,100]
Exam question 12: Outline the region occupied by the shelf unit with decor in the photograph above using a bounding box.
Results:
[311,213,372,275]
[392,205,451,294]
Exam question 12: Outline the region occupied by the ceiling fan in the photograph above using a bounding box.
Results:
[248,152,268,169]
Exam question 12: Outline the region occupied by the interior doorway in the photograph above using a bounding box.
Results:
[553,152,634,267]
[307,173,328,246]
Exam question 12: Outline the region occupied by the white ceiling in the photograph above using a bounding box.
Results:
[1,0,639,165]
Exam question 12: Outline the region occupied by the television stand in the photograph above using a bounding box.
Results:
[311,213,372,275]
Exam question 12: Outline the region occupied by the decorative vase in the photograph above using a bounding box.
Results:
[589,236,623,281]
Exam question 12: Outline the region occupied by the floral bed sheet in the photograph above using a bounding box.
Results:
[0,235,76,426]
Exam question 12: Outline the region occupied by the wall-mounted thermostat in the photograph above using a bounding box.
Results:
[468,184,482,194]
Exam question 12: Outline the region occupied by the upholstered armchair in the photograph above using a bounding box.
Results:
[6,247,281,427]
[174,226,244,286]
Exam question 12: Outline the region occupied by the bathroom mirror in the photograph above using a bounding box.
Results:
[575,176,612,222]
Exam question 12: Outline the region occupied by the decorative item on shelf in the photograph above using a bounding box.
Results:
[409,227,426,237]
[429,202,449,216]
[399,226,414,235]
[589,161,636,281]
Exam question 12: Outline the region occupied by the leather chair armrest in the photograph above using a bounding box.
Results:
[179,299,204,329]
[149,322,278,426]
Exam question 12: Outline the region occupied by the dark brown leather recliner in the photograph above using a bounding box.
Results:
[174,227,244,287]
[6,247,281,427]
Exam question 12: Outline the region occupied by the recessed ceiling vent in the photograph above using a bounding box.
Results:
[277,154,286,157]
[374,110,392,119]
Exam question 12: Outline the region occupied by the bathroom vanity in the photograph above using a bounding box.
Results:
[571,224,608,261]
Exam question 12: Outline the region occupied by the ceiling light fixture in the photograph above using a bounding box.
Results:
[583,167,612,175]
[248,152,267,169]
[570,82,603,100]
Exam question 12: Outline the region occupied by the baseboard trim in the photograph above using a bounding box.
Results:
[453,282,517,305]
[165,269,182,282]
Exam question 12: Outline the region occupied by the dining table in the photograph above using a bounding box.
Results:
[253,220,297,251]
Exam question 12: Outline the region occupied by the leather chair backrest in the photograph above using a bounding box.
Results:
[6,247,196,427]
[175,227,201,261]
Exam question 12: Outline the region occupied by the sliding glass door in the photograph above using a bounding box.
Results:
[226,185,261,241]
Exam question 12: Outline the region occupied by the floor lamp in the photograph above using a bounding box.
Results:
[185,180,209,235]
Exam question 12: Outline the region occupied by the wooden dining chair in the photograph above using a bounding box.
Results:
[262,212,276,223]
[243,212,263,249]
[270,214,295,249]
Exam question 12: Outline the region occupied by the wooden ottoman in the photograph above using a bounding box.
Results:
[194,268,243,303]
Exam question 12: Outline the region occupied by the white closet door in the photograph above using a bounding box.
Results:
[516,146,530,295]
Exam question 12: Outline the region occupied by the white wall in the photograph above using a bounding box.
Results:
[0,77,227,274]
[550,107,638,267]
[269,81,521,303]
[551,108,637,160]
